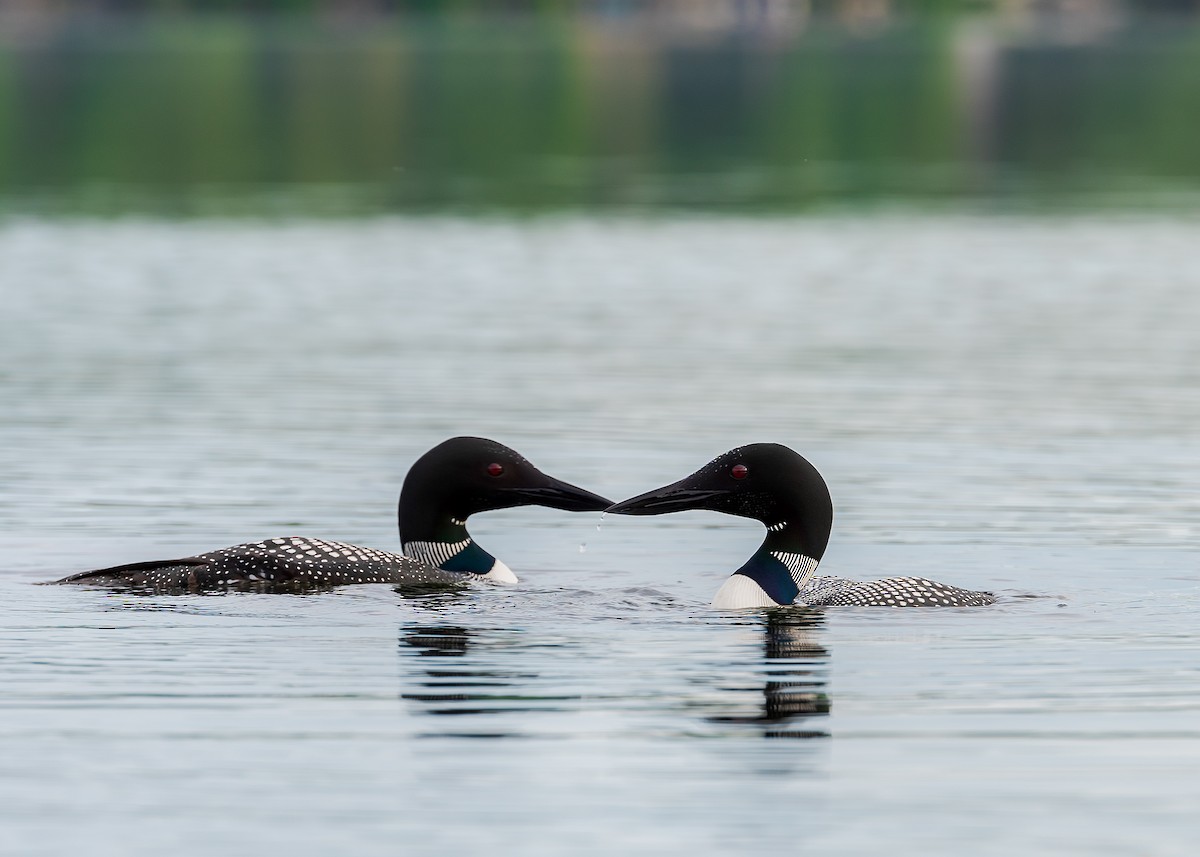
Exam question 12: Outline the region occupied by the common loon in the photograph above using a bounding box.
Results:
[606,443,995,609]
[53,437,610,593]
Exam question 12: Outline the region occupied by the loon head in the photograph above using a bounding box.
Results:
[398,437,611,582]
[607,444,833,608]
[606,443,833,553]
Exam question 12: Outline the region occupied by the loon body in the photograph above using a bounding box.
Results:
[607,443,994,609]
[54,437,609,593]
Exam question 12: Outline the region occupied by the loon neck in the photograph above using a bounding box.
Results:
[399,515,515,581]
[728,522,823,606]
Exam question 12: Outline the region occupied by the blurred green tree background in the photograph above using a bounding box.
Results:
[2,0,1198,214]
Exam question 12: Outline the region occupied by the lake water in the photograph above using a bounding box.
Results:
[2,215,1199,855]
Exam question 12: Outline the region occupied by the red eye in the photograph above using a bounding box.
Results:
[731,464,748,479]
[487,462,505,477]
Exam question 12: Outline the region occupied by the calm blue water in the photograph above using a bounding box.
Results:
[2,215,1199,855]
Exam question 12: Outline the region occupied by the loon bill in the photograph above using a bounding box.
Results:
[53,437,610,593]
[606,443,995,609]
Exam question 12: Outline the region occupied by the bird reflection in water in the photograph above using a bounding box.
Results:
[399,622,570,738]
[707,609,831,739]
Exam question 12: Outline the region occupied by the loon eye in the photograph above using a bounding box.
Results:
[486,462,505,477]
[731,464,748,480]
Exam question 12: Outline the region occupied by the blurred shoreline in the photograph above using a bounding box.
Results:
[2,1,1199,216]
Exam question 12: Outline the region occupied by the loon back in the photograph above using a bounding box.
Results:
[54,538,476,593]
[53,437,610,593]
[607,443,995,609]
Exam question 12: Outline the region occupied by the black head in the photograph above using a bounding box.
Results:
[606,443,834,559]
[399,437,611,540]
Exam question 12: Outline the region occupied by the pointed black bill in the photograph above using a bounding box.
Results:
[605,482,726,516]
[505,473,611,512]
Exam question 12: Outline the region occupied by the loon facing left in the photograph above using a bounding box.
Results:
[52,437,611,593]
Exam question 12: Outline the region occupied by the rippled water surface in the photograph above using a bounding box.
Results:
[2,216,1199,855]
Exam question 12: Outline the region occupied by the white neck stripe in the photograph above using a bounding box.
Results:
[402,537,471,568]
[770,550,819,589]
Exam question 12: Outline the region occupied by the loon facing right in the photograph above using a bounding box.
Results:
[53,437,610,594]
[606,444,995,609]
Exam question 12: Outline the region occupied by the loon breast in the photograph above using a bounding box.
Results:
[711,574,781,609]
